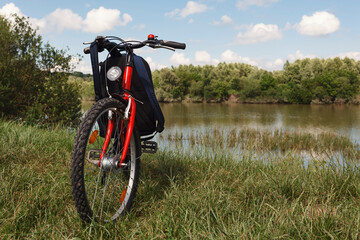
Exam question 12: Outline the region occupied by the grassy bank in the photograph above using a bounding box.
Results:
[0,120,360,239]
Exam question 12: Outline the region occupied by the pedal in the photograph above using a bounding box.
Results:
[87,149,101,164]
[141,141,158,154]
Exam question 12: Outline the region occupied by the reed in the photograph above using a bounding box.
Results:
[165,127,360,161]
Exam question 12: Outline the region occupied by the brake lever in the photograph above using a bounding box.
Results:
[147,43,175,51]
[157,45,175,51]
[83,36,107,45]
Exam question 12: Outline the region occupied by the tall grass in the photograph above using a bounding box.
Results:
[0,120,359,239]
[163,128,360,160]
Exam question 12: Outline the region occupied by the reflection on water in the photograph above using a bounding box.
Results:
[160,103,360,143]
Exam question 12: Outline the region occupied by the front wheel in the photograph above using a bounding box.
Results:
[71,98,141,222]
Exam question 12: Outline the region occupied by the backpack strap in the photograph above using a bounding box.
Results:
[133,55,165,133]
[90,43,101,101]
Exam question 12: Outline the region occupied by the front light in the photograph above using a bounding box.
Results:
[107,66,122,81]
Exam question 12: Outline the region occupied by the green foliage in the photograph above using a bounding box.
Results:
[0,15,81,125]
[260,72,276,91]
[283,57,360,103]
[189,79,204,99]
[71,71,92,80]
[152,57,360,103]
[153,68,181,101]
[69,74,94,101]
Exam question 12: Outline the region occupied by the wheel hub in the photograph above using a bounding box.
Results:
[101,155,119,172]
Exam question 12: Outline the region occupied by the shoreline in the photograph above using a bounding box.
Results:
[82,98,360,105]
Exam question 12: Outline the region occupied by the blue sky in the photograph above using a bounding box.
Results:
[1,0,359,73]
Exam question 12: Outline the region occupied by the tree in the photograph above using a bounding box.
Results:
[154,68,181,101]
[260,72,276,91]
[151,55,359,104]
[0,15,81,125]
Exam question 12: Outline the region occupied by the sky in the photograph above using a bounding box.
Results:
[0,0,359,73]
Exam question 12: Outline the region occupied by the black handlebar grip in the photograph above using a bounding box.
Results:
[161,41,186,50]
[84,47,90,54]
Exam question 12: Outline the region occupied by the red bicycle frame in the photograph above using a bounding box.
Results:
[119,64,136,166]
[98,61,136,168]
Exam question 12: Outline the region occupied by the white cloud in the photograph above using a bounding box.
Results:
[195,51,211,62]
[44,9,82,33]
[296,11,340,36]
[164,9,180,18]
[181,1,207,18]
[214,15,232,25]
[195,51,219,65]
[287,51,360,62]
[145,57,167,70]
[288,50,318,61]
[165,1,207,19]
[71,57,92,74]
[264,58,284,70]
[236,23,282,44]
[237,0,279,10]
[0,3,132,34]
[334,52,360,61]
[0,2,46,30]
[83,7,132,33]
[220,50,286,70]
[221,50,259,66]
[0,2,22,18]
[170,52,191,65]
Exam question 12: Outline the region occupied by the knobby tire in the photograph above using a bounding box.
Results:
[70,98,141,222]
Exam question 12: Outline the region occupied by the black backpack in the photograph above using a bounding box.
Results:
[95,54,165,140]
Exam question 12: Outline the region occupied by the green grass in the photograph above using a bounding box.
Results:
[1,120,360,239]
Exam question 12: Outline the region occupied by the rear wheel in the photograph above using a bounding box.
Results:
[71,98,141,222]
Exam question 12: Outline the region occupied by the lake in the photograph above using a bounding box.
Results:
[159,103,360,143]
[153,103,360,164]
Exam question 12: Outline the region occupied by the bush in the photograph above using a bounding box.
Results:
[0,15,81,125]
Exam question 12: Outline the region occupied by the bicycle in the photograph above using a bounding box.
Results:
[70,35,186,222]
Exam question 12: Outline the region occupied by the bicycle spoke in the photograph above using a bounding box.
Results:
[71,99,140,222]
[91,169,102,214]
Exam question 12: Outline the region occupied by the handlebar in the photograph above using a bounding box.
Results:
[84,47,90,54]
[159,40,186,50]
[83,35,186,54]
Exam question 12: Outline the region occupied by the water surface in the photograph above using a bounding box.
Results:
[160,103,360,143]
